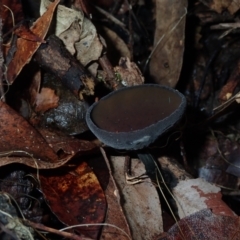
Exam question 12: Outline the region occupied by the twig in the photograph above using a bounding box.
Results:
[94,5,127,31]
[24,220,93,240]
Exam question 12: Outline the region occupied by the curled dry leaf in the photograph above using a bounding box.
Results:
[38,128,98,155]
[40,161,106,239]
[0,137,97,170]
[0,156,72,169]
[7,0,60,84]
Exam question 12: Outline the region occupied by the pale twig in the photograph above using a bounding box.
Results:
[60,223,132,240]
[24,220,92,240]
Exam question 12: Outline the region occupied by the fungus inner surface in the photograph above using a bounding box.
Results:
[91,86,182,132]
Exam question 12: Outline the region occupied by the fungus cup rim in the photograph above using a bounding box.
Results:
[86,84,186,150]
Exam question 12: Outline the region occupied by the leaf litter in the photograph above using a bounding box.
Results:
[2,0,240,239]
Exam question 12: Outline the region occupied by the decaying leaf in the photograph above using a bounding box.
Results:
[7,0,60,84]
[40,161,106,239]
[0,136,97,169]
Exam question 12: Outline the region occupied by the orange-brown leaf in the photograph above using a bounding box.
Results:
[40,162,106,239]
[7,0,60,83]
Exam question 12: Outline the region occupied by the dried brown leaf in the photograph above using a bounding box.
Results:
[40,162,106,239]
[7,0,60,83]
[38,128,98,155]
[0,101,58,162]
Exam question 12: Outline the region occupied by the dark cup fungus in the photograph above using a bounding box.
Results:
[86,84,186,150]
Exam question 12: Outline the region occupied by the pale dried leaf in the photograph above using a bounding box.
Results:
[149,0,187,87]
[75,18,103,66]
[58,21,81,55]
[110,156,163,240]
[40,0,103,69]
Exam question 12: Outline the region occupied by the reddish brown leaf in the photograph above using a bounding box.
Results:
[0,127,98,169]
[0,101,58,162]
[14,25,45,43]
[40,162,106,239]
[158,209,240,240]
[7,0,60,83]
[38,128,98,156]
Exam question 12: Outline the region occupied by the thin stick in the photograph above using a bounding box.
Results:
[60,223,132,240]
[24,220,93,240]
